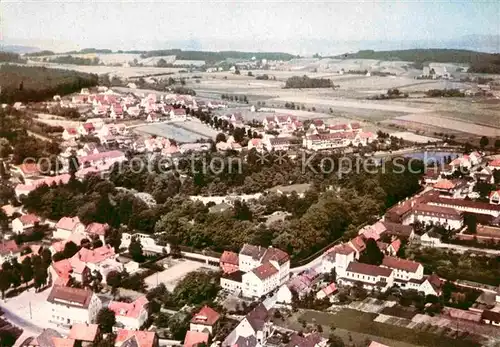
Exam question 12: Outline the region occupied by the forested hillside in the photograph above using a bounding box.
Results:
[0,64,98,103]
[0,51,26,63]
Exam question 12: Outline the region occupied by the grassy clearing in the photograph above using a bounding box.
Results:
[295,309,481,347]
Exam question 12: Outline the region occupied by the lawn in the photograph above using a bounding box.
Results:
[287,309,482,347]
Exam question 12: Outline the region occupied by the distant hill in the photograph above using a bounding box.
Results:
[139,49,297,62]
[0,45,40,54]
[334,49,500,74]
[334,49,491,64]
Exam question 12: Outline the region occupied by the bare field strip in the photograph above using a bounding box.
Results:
[394,114,500,137]
[270,96,429,113]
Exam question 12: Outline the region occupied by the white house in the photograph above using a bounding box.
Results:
[381,256,423,282]
[189,305,220,335]
[242,262,280,298]
[420,231,442,247]
[410,204,464,230]
[170,108,187,121]
[229,304,273,346]
[321,243,356,277]
[276,284,293,305]
[108,296,149,330]
[338,262,394,292]
[47,286,102,326]
[12,214,40,234]
[54,217,85,240]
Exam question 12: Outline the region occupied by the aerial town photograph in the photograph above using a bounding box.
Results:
[0,1,499,346]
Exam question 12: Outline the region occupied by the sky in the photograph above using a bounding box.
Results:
[1,0,500,54]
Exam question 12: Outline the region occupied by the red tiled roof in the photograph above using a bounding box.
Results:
[85,222,109,236]
[18,213,40,226]
[190,305,220,326]
[413,203,463,219]
[325,243,355,257]
[108,296,148,319]
[262,247,289,265]
[183,331,208,347]
[433,179,457,190]
[220,251,239,265]
[489,159,500,168]
[74,245,115,264]
[346,262,393,277]
[252,262,279,280]
[115,330,156,347]
[173,108,186,115]
[65,128,78,135]
[382,256,421,273]
[47,286,94,308]
[429,197,500,212]
[389,239,401,254]
[16,163,41,175]
[349,236,366,253]
[55,216,81,232]
[68,323,99,342]
[329,123,348,130]
[0,240,19,255]
[350,122,361,129]
[52,337,75,347]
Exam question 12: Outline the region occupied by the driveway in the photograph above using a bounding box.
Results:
[144,259,218,291]
[1,287,68,337]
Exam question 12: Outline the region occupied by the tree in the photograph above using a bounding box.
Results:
[328,333,345,347]
[464,213,477,234]
[33,266,48,291]
[68,153,80,177]
[96,307,116,333]
[63,241,79,259]
[480,136,489,149]
[0,329,18,347]
[106,270,122,297]
[495,139,500,150]
[359,238,384,265]
[215,133,227,143]
[0,270,11,299]
[21,257,33,287]
[128,236,144,262]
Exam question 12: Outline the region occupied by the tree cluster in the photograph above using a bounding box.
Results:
[425,89,465,98]
[0,64,98,103]
[0,247,52,298]
[284,75,333,89]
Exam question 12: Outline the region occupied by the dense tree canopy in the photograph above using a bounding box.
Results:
[0,64,98,103]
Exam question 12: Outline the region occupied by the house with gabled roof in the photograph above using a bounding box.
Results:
[47,286,102,326]
[114,329,158,347]
[220,251,239,274]
[322,243,355,277]
[381,256,423,282]
[183,331,209,347]
[190,305,220,334]
[338,262,394,292]
[12,213,41,234]
[68,323,100,346]
[54,217,85,240]
[224,304,273,346]
[108,296,149,330]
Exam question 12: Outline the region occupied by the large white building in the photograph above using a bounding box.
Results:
[338,262,395,292]
[221,244,290,299]
[47,286,102,326]
[321,243,356,277]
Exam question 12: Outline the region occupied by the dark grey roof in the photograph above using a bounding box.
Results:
[33,329,62,347]
[234,335,258,347]
[245,303,270,332]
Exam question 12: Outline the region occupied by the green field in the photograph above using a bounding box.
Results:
[281,309,482,347]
